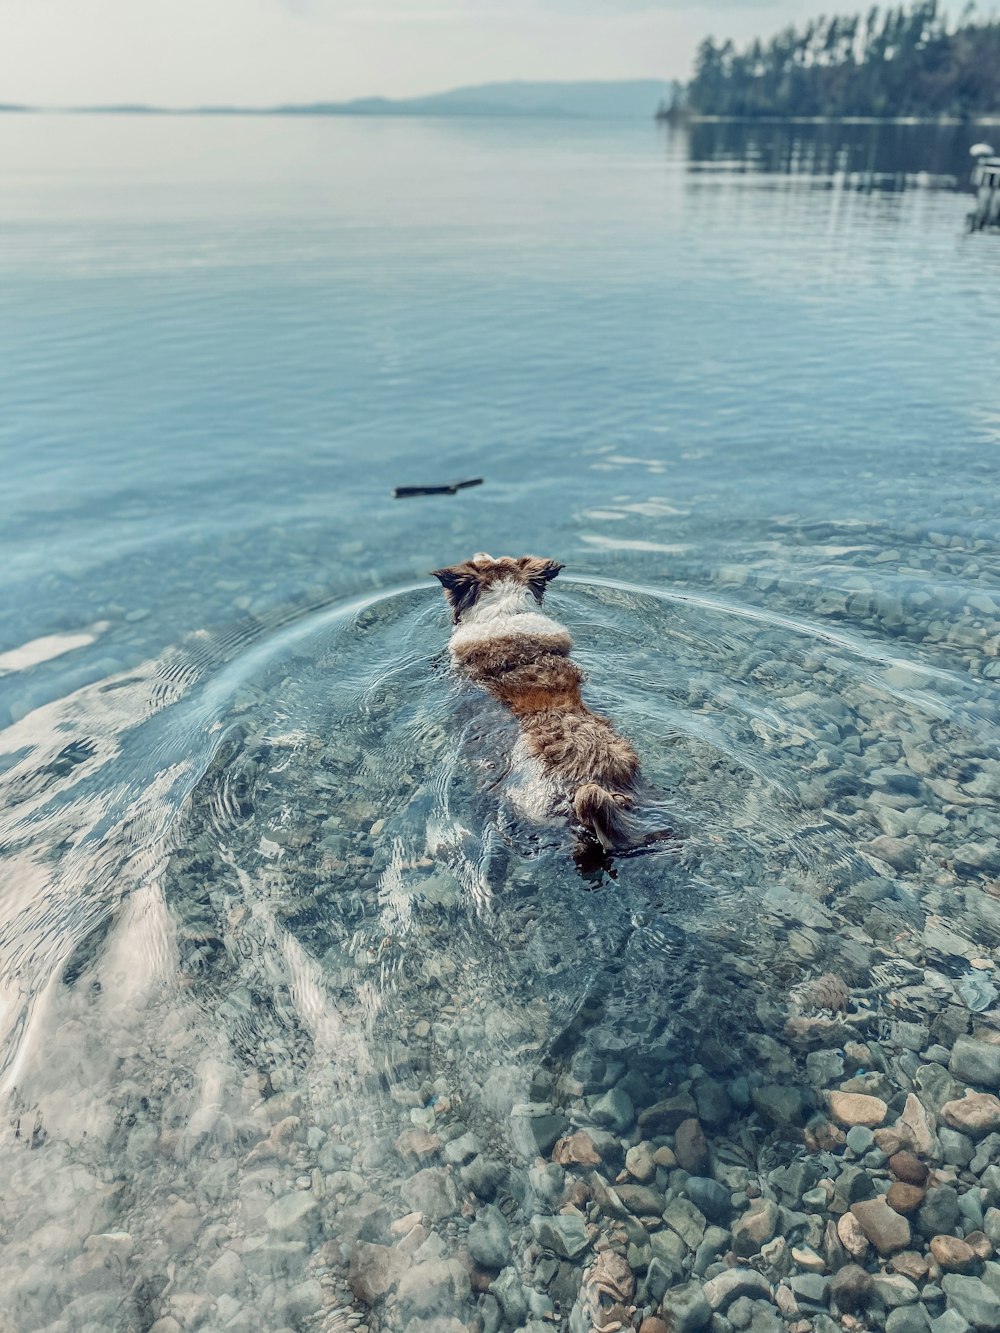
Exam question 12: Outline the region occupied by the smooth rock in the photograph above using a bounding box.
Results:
[662,1197,708,1250]
[659,1281,713,1332]
[510,1104,569,1159]
[940,1275,1000,1330]
[468,1206,510,1271]
[888,1183,927,1215]
[930,1313,971,1333]
[463,1155,507,1201]
[891,1153,930,1186]
[491,1267,528,1326]
[701,1268,772,1311]
[872,1274,921,1307]
[395,1128,440,1159]
[443,1130,479,1165]
[626,1143,656,1182]
[919,1188,961,1239]
[614,1184,665,1217]
[685,1177,732,1225]
[898,1094,938,1156]
[837,1211,870,1260]
[530,1213,591,1259]
[399,1167,460,1222]
[790,1273,829,1307]
[851,1197,911,1255]
[396,1258,470,1314]
[589,1087,635,1133]
[675,1118,709,1173]
[791,1245,825,1273]
[276,1278,323,1324]
[846,1125,877,1154]
[930,1237,978,1273]
[753,1085,806,1128]
[886,1307,931,1333]
[950,1040,1000,1092]
[264,1190,318,1239]
[940,1093,1000,1140]
[828,1092,889,1128]
[893,1251,930,1281]
[348,1241,409,1304]
[966,1232,993,1260]
[204,1250,246,1297]
[638,1094,698,1134]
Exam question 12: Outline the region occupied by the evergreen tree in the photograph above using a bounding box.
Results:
[680,1,1000,118]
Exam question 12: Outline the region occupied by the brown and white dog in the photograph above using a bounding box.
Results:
[432,553,664,858]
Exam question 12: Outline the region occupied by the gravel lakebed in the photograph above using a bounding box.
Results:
[2,549,1000,1333]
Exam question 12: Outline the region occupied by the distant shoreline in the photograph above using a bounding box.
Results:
[3,106,998,127]
[0,80,673,123]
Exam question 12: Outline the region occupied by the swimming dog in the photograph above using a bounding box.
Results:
[432,553,665,858]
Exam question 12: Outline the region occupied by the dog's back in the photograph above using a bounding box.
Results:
[432,553,643,852]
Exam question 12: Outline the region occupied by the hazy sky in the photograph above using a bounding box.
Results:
[4,0,860,106]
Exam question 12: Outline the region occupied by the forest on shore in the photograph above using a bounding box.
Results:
[667,2,1000,120]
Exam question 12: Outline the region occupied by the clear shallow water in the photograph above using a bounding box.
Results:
[2,115,1000,1333]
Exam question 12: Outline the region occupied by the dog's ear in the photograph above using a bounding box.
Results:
[518,556,563,603]
[431,563,482,623]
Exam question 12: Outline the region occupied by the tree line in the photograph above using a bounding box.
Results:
[668,2,1000,119]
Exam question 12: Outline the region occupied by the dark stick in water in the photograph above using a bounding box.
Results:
[393,478,484,499]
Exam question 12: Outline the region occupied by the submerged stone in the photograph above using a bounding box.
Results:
[530,1213,591,1259]
[659,1281,712,1332]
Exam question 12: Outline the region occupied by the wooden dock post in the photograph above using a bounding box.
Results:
[969,156,1000,232]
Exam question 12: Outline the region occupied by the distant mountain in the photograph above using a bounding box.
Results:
[297,80,675,120]
[48,80,674,121]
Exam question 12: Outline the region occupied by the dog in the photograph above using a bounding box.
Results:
[432,553,669,861]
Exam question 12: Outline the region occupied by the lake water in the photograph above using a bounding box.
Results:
[2,113,1000,1333]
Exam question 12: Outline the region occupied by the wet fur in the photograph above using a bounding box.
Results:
[432,554,647,854]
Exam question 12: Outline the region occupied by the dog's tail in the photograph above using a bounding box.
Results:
[573,782,634,851]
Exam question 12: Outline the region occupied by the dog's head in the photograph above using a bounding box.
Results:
[431,553,563,624]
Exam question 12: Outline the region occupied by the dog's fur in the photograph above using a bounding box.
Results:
[432,553,648,854]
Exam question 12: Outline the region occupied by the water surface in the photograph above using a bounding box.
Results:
[1,114,1000,1333]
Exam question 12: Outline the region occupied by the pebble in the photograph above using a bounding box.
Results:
[828,1092,889,1128]
[659,1282,713,1332]
[930,1236,978,1273]
[837,1211,870,1260]
[886,1307,931,1333]
[685,1176,732,1225]
[589,1087,636,1133]
[888,1182,928,1215]
[940,1093,1000,1139]
[264,1190,318,1239]
[675,1117,709,1173]
[949,1039,1000,1091]
[872,1274,921,1308]
[702,1268,773,1311]
[891,1152,931,1186]
[625,1143,656,1182]
[467,1206,510,1271]
[940,1274,1000,1329]
[846,1125,876,1154]
[529,1214,591,1259]
[851,1197,912,1255]
[734,1199,780,1257]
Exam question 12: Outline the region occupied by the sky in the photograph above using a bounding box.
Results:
[2,0,895,107]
